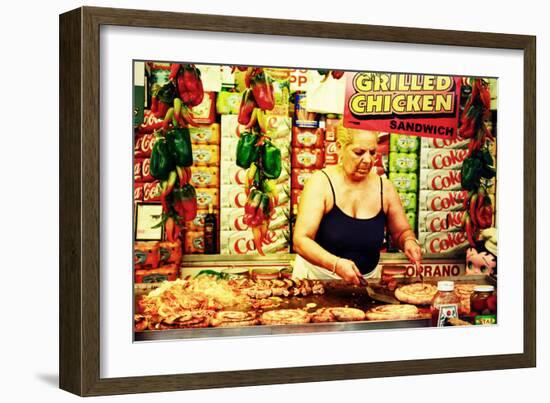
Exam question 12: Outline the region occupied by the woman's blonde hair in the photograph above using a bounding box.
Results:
[336,125,379,148]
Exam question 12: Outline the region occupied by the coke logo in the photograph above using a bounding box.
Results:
[325,141,338,154]
[232,230,278,254]
[428,232,466,253]
[142,158,150,178]
[134,160,142,180]
[431,136,466,148]
[232,191,248,208]
[134,185,143,201]
[140,134,155,153]
[431,149,468,169]
[430,191,468,211]
[429,211,465,231]
[430,170,461,190]
[233,215,247,231]
[234,168,246,185]
[143,182,160,201]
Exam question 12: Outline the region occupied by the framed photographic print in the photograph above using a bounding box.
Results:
[59,6,536,396]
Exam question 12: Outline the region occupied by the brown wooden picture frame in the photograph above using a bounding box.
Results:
[59,6,536,396]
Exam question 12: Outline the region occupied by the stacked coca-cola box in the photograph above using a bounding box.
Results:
[418,137,471,254]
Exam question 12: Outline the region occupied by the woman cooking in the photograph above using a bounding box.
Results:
[292,126,422,285]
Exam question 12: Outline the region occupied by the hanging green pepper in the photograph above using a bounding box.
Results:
[480,148,496,179]
[150,137,174,180]
[261,140,282,179]
[166,128,193,167]
[460,156,483,191]
[236,132,260,169]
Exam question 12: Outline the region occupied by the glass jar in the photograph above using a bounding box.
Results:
[430,281,461,327]
[470,285,497,325]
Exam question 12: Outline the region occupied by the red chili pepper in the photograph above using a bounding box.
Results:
[180,106,201,127]
[331,70,345,79]
[251,226,264,255]
[469,192,478,227]
[154,101,169,119]
[480,85,491,110]
[165,217,175,242]
[467,138,480,156]
[150,96,158,114]
[169,63,181,81]
[250,72,275,111]
[464,213,475,247]
[238,89,257,126]
[460,116,475,139]
[476,194,493,229]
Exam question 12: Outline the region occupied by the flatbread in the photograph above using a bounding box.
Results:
[260,309,310,325]
[365,304,419,321]
[210,311,258,327]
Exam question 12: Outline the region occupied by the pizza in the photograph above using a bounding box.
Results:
[394,283,438,305]
[365,304,419,321]
[310,307,366,323]
[454,283,477,313]
[210,311,258,327]
[260,309,311,325]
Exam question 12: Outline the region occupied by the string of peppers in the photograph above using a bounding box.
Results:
[459,78,496,246]
[149,64,205,242]
[316,70,345,82]
[234,67,283,255]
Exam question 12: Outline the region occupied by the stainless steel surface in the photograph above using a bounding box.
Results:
[134,318,431,342]
[180,252,466,265]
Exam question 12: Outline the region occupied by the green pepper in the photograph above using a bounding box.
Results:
[150,137,174,180]
[259,193,271,218]
[480,148,496,179]
[460,156,483,191]
[166,128,193,167]
[236,132,260,169]
[261,141,282,179]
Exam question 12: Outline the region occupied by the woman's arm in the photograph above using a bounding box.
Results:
[384,178,422,264]
[292,172,363,283]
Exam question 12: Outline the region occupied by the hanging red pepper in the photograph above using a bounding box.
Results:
[177,65,204,107]
[165,216,175,242]
[469,192,478,227]
[238,89,257,126]
[172,184,197,221]
[331,70,345,79]
[463,212,476,247]
[154,101,170,119]
[169,63,182,81]
[476,197,493,229]
[250,72,275,111]
[251,226,264,255]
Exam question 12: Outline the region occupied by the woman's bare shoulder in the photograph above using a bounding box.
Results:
[304,169,330,190]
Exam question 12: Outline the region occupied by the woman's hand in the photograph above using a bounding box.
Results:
[335,258,364,285]
[403,238,422,268]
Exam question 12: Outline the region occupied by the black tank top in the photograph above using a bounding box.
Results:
[314,170,386,275]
